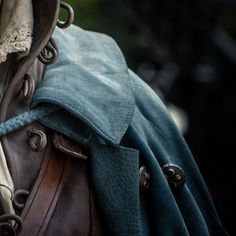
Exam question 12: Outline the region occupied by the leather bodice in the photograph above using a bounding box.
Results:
[0,1,103,235]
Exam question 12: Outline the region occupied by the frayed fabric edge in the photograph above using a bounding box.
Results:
[0,26,33,63]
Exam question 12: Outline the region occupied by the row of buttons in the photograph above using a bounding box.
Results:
[139,164,186,191]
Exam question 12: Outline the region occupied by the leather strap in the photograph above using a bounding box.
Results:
[19,137,69,236]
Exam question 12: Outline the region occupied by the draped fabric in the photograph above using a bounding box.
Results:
[0,60,15,215]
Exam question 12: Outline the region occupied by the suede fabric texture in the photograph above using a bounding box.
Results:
[31,25,227,236]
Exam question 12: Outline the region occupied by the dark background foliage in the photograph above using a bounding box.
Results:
[64,0,236,234]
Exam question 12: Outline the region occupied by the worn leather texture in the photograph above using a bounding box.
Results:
[0,1,102,235]
[20,134,92,236]
[0,1,228,235]
[19,135,71,236]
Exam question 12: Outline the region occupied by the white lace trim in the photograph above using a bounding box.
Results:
[0,142,15,214]
[0,24,33,63]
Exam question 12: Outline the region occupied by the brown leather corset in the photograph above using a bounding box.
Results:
[0,1,103,235]
[0,122,103,236]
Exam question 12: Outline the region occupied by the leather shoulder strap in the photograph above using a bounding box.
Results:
[19,135,69,236]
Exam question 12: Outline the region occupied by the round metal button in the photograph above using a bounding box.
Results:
[139,166,151,190]
[162,164,186,190]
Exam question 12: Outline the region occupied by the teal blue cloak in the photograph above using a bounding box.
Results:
[28,25,227,236]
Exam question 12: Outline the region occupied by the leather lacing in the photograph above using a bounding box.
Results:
[0,1,75,235]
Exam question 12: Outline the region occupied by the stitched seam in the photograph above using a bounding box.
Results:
[39,117,91,145]
[33,95,134,144]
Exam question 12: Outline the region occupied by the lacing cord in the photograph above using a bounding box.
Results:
[0,104,59,137]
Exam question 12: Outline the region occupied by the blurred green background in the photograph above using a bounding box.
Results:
[61,0,153,69]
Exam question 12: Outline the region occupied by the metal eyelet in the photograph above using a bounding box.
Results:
[38,38,58,65]
[162,164,186,190]
[27,128,47,152]
[0,214,23,235]
[22,74,35,100]
[57,1,74,29]
[13,189,30,211]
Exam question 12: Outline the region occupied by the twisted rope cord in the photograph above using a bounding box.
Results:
[0,104,59,137]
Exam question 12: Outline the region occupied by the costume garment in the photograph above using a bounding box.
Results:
[0,1,228,235]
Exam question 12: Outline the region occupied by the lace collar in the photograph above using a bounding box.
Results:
[0,0,33,64]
